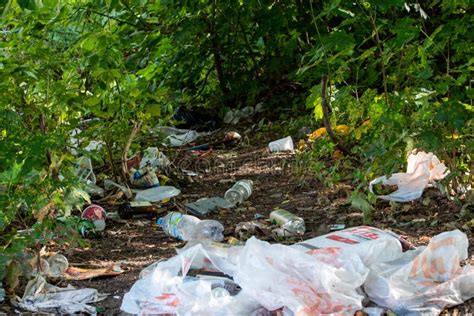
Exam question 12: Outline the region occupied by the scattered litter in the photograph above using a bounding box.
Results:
[268,136,294,152]
[113,295,121,299]
[81,204,106,232]
[157,212,224,241]
[269,209,305,236]
[224,131,242,143]
[134,185,181,203]
[64,263,124,280]
[369,151,448,202]
[235,221,271,240]
[84,183,105,197]
[182,169,199,177]
[104,180,133,199]
[224,180,253,205]
[187,143,211,152]
[185,197,234,216]
[254,213,265,220]
[227,237,244,246]
[122,228,474,315]
[15,275,107,314]
[129,166,160,188]
[223,105,263,125]
[157,126,208,147]
[139,147,171,169]
[118,201,159,219]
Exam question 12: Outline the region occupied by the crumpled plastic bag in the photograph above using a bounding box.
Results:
[121,228,474,316]
[234,238,368,315]
[139,147,171,169]
[156,126,210,147]
[369,151,448,202]
[364,230,474,315]
[15,275,107,314]
[122,237,372,315]
[121,243,261,315]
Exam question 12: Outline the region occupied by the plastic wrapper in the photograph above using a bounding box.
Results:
[15,275,106,314]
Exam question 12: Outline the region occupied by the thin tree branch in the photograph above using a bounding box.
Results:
[122,121,142,182]
[321,75,352,156]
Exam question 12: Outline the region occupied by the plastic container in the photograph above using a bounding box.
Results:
[135,186,181,203]
[47,254,69,277]
[269,209,305,236]
[224,180,253,205]
[81,204,106,232]
[118,201,156,219]
[268,136,294,152]
[157,212,224,241]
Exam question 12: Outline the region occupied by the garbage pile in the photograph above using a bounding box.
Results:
[9,122,468,315]
[121,227,474,315]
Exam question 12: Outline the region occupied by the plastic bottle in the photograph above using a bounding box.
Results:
[270,209,305,236]
[224,180,253,205]
[157,212,224,241]
[47,254,69,277]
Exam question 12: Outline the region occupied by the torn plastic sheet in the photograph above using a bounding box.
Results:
[156,126,210,147]
[369,151,448,202]
[139,147,171,169]
[121,228,474,315]
[15,275,107,315]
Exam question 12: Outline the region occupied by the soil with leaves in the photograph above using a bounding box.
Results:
[2,141,473,315]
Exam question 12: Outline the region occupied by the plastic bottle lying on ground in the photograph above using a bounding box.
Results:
[47,254,69,278]
[157,212,224,241]
[270,209,305,236]
[224,180,253,205]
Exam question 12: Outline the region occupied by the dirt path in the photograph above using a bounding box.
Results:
[5,143,472,314]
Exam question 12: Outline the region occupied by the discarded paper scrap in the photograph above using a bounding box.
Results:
[64,264,124,281]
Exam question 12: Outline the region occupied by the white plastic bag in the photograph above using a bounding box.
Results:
[364,230,474,315]
[369,151,448,202]
[122,237,372,315]
[234,238,368,315]
[122,229,474,315]
[292,226,406,266]
[121,243,261,315]
[16,275,106,314]
[139,147,171,169]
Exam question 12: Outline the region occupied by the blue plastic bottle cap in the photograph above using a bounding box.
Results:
[157,218,163,225]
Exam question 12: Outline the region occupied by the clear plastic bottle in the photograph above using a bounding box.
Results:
[270,209,305,236]
[224,180,253,205]
[47,254,69,277]
[157,212,224,241]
